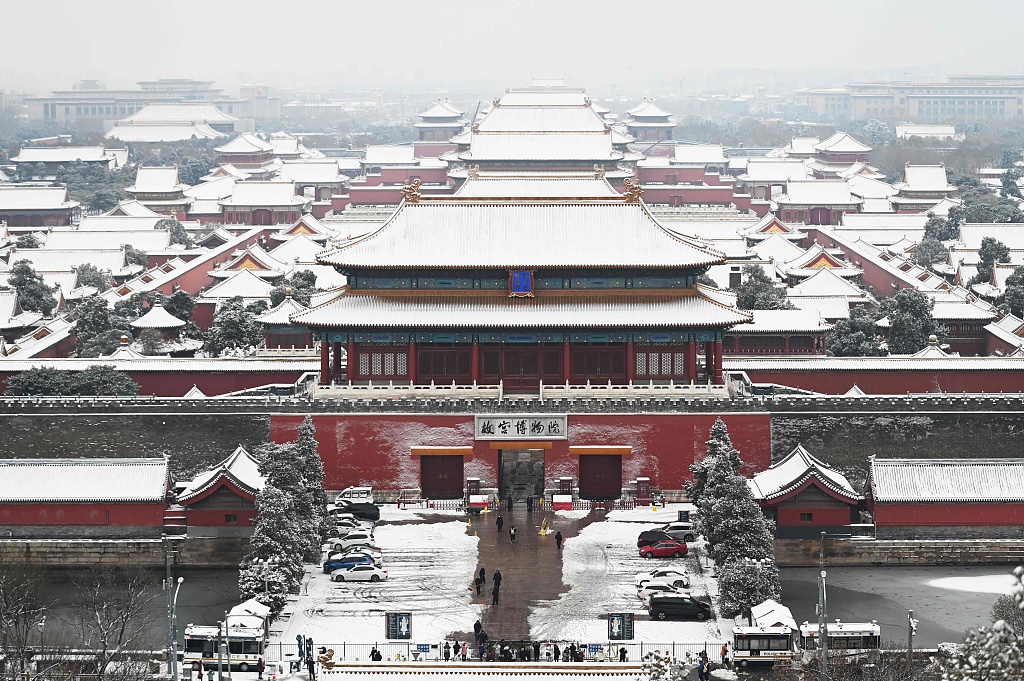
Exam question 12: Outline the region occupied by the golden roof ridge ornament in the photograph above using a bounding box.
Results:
[468,164,480,180]
[622,178,643,203]
[401,178,422,204]
[594,164,606,180]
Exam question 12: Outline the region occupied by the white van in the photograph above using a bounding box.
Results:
[336,487,374,504]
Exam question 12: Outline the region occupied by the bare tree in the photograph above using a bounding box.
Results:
[0,561,52,681]
[64,567,160,681]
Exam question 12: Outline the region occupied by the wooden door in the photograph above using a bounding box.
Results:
[420,456,464,499]
[578,455,623,500]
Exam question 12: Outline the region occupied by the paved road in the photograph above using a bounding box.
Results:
[781,565,1012,648]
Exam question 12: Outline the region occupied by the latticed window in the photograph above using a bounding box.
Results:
[354,346,410,380]
[635,347,689,378]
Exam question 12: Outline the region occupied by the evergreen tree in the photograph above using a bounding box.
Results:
[204,297,261,356]
[238,484,305,616]
[826,307,886,357]
[885,289,946,354]
[718,558,783,623]
[7,261,56,316]
[75,294,132,358]
[999,266,1024,318]
[163,290,194,323]
[924,215,957,242]
[942,566,1024,680]
[259,441,320,561]
[733,265,793,310]
[969,237,1012,286]
[15,233,41,249]
[700,473,775,564]
[686,418,741,507]
[912,237,948,271]
[124,245,147,267]
[269,270,320,308]
[294,416,331,556]
[75,263,113,292]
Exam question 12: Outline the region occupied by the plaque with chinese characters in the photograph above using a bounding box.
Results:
[474,414,567,440]
[508,270,534,297]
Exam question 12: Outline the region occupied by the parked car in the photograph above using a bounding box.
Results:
[637,530,673,548]
[330,548,382,565]
[639,540,688,559]
[648,594,712,621]
[334,500,381,522]
[335,518,368,532]
[336,487,374,504]
[638,582,688,606]
[322,554,374,574]
[326,531,376,551]
[635,569,690,589]
[658,522,697,543]
[330,564,387,582]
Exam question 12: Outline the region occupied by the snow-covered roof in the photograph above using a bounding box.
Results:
[958,223,1024,251]
[847,175,897,199]
[752,233,806,263]
[673,144,725,165]
[750,599,798,630]
[78,215,165,231]
[11,248,126,274]
[749,444,859,502]
[266,234,324,265]
[11,146,118,164]
[784,137,820,156]
[121,103,236,124]
[475,106,607,133]
[732,309,832,333]
[256,294,308,325]
[895,123,960,140]
[0,458,168,502]
[209,244,286,279]
[106,122,225,143]
[870,458,1024,503]
[216,133,275,155]
[814,131,871,154]
[452,176,619,198]
[105,200,163,217]
[177,445,264,504]
[43,229,170,252]
[0,185,78,211]
[279,160,349,184]
[364,145,416,165]
[788,267,871,299]
[219,182,307,209]
[787,296,851,320]
[498,89,589,107]
[130,304,186,329]
[419,99,464,119]
[462,133,620,162]
[198,268,276,301]
[626,100,672,119]
[0,290,42,330]
[898,164,954,193]
[740,159,810,183]
[776,180,861,207]
[128,166,186,194]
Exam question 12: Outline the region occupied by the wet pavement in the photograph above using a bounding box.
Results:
[455,504,601,643]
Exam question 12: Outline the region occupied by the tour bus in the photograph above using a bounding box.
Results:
[798,621,882,659]
[732,626,798,665]
[183,599,269,673]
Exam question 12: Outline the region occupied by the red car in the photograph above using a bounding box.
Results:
[639,540,688,559]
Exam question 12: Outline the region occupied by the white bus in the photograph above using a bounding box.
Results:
[183,599,269,673]
[798,621,881,658]
[732,626,798,665]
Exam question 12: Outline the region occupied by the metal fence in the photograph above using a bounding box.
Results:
[263,641,726,665]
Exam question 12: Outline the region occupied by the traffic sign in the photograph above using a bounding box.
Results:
[386,612,412,639]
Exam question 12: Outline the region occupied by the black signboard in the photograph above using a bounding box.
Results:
[608,612,634,640]
[386,612,412,639]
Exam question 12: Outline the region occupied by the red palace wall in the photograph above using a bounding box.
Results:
[0,502,165,526]
[0,368,313,398]
[735,368,1024,394]
[270,412,771,491]
[875,503,1024,527]
[184,507,257,527]
[775,505,851,528]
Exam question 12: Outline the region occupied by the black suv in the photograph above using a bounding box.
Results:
[648,594,712,621]
[637,530,673,548]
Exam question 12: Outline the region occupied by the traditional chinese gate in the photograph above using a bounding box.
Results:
[575,447,628,500]
[481,345,562,391]
[420,455,464,499]
[498,449,545,501]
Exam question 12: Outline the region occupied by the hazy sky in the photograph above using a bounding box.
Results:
[3,0,1023,95]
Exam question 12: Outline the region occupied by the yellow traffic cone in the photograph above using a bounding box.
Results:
[474,530,478,536]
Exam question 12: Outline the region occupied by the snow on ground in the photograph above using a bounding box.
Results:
[376,505,465,522]
[553,509,591,519]
[270,520,481,648]
[527,517,721,644]
[926,573,1017,594]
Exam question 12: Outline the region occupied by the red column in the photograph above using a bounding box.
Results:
[626,339,635,383]
[471,340,480,384]
[714,339,724,384]
[408,341,417,383]
[330,342,342,382]
[319,341,330,385]
[704,341,713,380]
[784,335,790,353]
[563,342,572,384]
[685,341,697,382]
[346,339,356,383]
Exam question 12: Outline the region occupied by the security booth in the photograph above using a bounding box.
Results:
[558,477,574,495]
[466,477,481,496]
[636,477,652,506]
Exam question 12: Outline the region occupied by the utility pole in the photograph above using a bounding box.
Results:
[907,610,918,663]
[165,541,174,681]
[817,532,828,681]
[225,610,232,680]
[171,577,184,681]
[217,623,224,681]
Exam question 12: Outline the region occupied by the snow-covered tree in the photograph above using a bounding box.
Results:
[294,416,331,555]
[259,440,321,561]
[717,558,782,622]
[239,484,305,616]
[687,418,743,508]
[700,473,776,564]
[942,565,1024,681]
[642,650,691,681]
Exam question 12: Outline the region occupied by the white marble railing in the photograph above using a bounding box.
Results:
[311,379,729,400]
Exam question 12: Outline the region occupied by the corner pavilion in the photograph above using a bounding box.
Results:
[294,181,752,392]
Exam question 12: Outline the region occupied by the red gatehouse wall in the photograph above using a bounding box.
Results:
[736,368,1024,394]
[874,503,1024,527]
[0,502,165,526]
[270,413,771,492]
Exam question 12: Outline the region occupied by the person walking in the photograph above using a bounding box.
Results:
[479,567,486,584]
[526,495,533,512]
[509,526,516,543]
[619,647,627,662]
[496,515,504,532]
[305,654,316,680]
[555,531,563,550]
[473,620,482,641]
[720,643,729,668]
[257,658,265,680]
[506,496,513,512]
[444,642,451,662]
[493,570,502,589]
[533,641,541,662]
[474,575,482,595]
[491,582,500,606]
[697,659,708,681]
[461,641,468,661]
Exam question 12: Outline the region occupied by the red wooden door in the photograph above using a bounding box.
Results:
[578,455,623,500]
[420,456,464,499]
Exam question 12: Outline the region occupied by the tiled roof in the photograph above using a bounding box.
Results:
[626,100,672,118]
[498,90,589,107]
[870,458,1024,503]
[418,99,464,119]
[0,185,78,211]
[278,160,349,183]
[814,131,871,154]
[198,268,276,300]
[723,355,1024,371]
[733,309,832,333]
[788,268,870,299]
[784,137,820,155]
[777,180,861,207]
[219,182,307,208]
[673,144,725,165]
[958,223,1024,251]
[11,146,115,164]
[11,248,126,274]
[105,200,163,217]
[128,166,186,194]
[895,124,959,139]
[316,200,727,270]
[215,133,275,154]
[0,290,42,330]
[899,164,954,193]
[739,159,809,183]
[291,289,752,329]
[177,445,264,504]
[267,234,325,264]
[787,296,851,320]
[43,229,171,252]
[256,295,308,325]
[749,444,859,502]
[475,106,607,133]
[364,145,416,165]
[0,458,168,502]
[121,103,236,124]
[462,133,621,162]
[78,215,165,230]
[105,123,225,143]
[131,304,186,329]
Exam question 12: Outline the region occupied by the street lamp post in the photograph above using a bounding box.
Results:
[217,622,224,681]
[258,558,278,602]
[817,532,828,681]
[225,610,233,680]
[171,577,184,681]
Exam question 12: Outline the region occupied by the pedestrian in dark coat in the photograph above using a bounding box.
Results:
[305,655,316,680]
[444,642,451,662]
[257,658,265,680]
[496,515,504,532]
[509,526,516,543]
[555,531,563,550]
[473,620,482,641]
[533,641,541,662]
[493,570,502,588]
[479,567,486,584]
[619,647,627,662]
[527,496,533,512]
[491,582,500,606]
[553,644,560,663]
[474,576,481,595]
[507,496,513,512]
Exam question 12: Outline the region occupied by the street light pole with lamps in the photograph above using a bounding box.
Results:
[171,577,184,681]
[257,558,279,602]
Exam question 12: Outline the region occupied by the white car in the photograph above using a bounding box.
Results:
[326,531,375,551]
[336,487,374,504]
[635,569,690,590]
[638,582,688,606]
[331,564,387,582]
